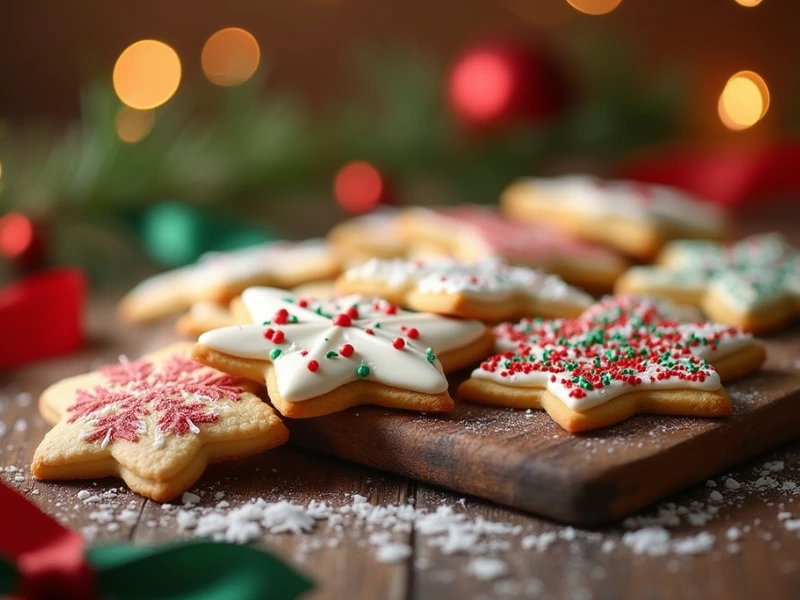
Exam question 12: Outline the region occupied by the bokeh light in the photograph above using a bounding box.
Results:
[201,28,260,86]
[334,161,386,215]
[566,0,622,15]
[113,40,181,109]
[0,212,35,259]
[718,71,770,130]
[734,0,762,6]
[449,51,514,124]
[115,107,155,143]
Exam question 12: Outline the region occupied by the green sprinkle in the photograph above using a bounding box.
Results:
[374,322,381,328]
[289,315,299,324]
[356,364,370,378]
[270,348,282,360]
[426,348,436,363]
[262,320,271,325]
[326,350,338,359]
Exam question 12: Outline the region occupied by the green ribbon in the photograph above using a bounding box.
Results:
[0,541,312,600]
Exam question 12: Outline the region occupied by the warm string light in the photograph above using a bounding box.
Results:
[334,161,386,214]
[202,27,260,86]
[113,40,181,109]
[565,0,622,15]
[734,0,762,6]
[718,71,769,131]
[115,107,156,143]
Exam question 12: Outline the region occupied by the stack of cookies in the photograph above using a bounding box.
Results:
[32,174,797,502]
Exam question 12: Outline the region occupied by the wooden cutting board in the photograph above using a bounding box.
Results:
[288,326,800,526]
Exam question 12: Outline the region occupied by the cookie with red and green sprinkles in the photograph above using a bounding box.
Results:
[191,287,493,418]
[458,296,765,433]
[615,233,800,333]
[335,257,593,322]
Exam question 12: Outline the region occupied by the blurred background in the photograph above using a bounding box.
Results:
[1,0,798,284]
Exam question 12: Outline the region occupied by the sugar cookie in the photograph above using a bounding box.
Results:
[336,258,593,322]
[32,343,288,501]
[119,240,340,323]
[192,287,491,418]
[398,205,627,292]
[501,175,729,260]
[458,296,765,432]
[615,233,800,333]
[327,210,407,266]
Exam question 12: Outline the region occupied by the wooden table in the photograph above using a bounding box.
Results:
[3,206,800,600]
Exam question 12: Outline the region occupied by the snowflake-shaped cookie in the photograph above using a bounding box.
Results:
[193,287,490,418]
[459,296,765,432]
[617,233,800,333]
[32,343,288,501]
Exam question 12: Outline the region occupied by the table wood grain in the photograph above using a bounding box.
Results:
[3,204,800,599]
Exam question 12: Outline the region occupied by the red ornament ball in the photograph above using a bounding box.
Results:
[0,212,47,267]
[447,42,570,130]
[333,161,391,215]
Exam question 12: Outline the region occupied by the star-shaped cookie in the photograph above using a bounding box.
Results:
[398,205,628,292]
[335,258,593,322]
[32,343,288,501]
[119,239,340,323]
[616,233,800,333]
[501,175,729,259]
[458,296,765,432]
[192,287,492,418]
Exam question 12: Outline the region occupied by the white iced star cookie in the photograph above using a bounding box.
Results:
[32,343,288,502]
[335,258,593,322]
[119,239,341,323]
[192,287,492,418]
[501,175,729,260]
[616,233,800,333]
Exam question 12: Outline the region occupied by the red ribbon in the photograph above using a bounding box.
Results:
[0,483,95,600]
[620,138,800,208]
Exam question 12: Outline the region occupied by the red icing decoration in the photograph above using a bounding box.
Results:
[339,344,355,358]
[365,328,374,335]
[272,330,285,344]
[333,313,353,327]
[407,328,420,339]
[67,354,242,447]
[273,308,289,324]
[298,299,309,308]
[384,304,397,315]
[307,360,320,372]
[392,337,405,350]
[263,328,275,340]
[346,306,360,319]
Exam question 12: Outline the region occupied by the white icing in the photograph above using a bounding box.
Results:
[199,287,486,401]
[519,175,726,233]
[473,296,753,412]
[471,354,722,412]
[343,258,593,308]
[127,239,335,303]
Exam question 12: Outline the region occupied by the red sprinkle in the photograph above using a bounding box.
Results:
[365,328,374,335]
[298,299,308,308]
[339,344,355,358]
[346,307,359,319]
[392,337,405,350]
[274,309,289,324]
[263,328,275,340]
[272,330,285,344]
[407,328,419,339]
[307,360,319,372]
[385,304,397,315]
[333,314,352,327]
[301,350,309,357]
